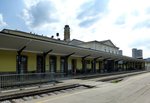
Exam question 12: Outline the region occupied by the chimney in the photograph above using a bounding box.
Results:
[64,25,70,42]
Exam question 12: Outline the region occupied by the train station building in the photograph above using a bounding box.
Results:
[0,25,145,74]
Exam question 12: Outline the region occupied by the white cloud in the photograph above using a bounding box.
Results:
[0,14,7,28]
[22,0,89,36]
[21,0,150,58]
[79,0,150,58]
[22,0,59,28]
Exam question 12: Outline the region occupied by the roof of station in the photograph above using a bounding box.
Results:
[0,29,144,62]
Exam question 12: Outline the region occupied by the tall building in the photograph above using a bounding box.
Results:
[132,48,143,59]
[132,48,137,58]
[119,50,123,55]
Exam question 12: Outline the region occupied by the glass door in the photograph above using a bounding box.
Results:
[17,55,27,74]
[60,58,65,73]
[49,56,56,73]
[37,55,44,73]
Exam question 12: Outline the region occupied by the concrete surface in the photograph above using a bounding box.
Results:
[28,72,150,103]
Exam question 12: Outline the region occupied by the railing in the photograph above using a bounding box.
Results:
[0,72,66,90]
[0,69,146,91]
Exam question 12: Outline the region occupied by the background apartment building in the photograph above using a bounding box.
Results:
[132,48,143,59]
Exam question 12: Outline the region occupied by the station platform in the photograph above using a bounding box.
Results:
[30,72,150,103]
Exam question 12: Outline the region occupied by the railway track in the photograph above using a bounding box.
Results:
[0,84,94,103]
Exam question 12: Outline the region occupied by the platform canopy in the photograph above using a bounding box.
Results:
[0,29,144,62]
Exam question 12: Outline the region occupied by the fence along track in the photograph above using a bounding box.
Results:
[0,70,145,90]
[0,73,66,90]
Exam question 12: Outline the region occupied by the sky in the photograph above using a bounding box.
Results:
[0,0,150,58]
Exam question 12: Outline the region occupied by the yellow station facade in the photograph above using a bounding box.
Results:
[0,25,145,74]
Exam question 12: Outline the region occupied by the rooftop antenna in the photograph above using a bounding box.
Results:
[56,33,59,39]
[51,35,54,39]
